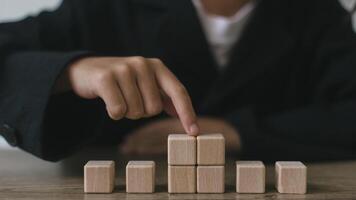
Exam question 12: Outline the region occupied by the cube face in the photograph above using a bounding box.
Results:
[126,161,155,193]
[197,134,225,165]
[276,161,307,194]
[197,166,225,193]
[168,134,196,165]
[84,161,115,193]
[168,166,196,193]
[236,161,265,193]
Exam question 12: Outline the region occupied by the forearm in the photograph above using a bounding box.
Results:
[0,51,92,160]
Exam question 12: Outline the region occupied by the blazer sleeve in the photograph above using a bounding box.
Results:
[0,0,103,161]
[225,3,356,161]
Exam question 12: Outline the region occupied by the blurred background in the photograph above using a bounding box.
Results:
[0,0,355,150]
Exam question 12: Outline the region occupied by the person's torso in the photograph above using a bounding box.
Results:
[65,0,349,117]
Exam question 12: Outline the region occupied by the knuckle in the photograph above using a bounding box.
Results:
[149,58,162,64]
[149,58,165,69]
[146,102,163,116]
[116,64,132,76]
[94,70,112,86]
[110,104,126,119]
[129,56,146,67]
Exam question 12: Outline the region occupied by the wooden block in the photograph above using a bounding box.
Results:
[168,166,196,193]
[197,166,225,193]
[275,161,307,194]
[168,134,196,165]
[126,161,155,193]
[84,161,115,193]
[236,161,265,193]
[197,134,225,165]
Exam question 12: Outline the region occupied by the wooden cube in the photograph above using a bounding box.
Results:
[275,161,307,194]
[236,161,265,193]
[197,166,225,193]
[168,134,196,165]
[126,161,155,193]
[197,134,225,165]
[168,166,196,193]
[84,161,115,193]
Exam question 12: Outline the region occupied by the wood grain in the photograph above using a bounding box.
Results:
[236,161,265,193]
[197,134,225,165]
[197,166,225,193]
[275,161,307,194]
[168,134,196,165]
[84,161,115,193]
[126,161,155,193]
[0,149,355,199]
[168,166,196,193]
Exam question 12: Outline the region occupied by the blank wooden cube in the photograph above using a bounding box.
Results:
[275,161,307,194]
[236,161,265,193]
[126,161,155,193]
[168,166,196,193]
[84,161,115,193]
[168,134,196,165]
[197,166,225,193]
[197,134,225,165]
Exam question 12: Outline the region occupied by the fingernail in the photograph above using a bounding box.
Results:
[189,123,199,135]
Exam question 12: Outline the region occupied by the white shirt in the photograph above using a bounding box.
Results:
[192,0,256,69]
[339,0,356,32]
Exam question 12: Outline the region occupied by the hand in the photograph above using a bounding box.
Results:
[54,56,199,135]
[120,117,240,155]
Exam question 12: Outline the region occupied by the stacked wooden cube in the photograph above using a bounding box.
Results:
[197,134,225,193]
[168,134,197,193]
[168,134,225,193]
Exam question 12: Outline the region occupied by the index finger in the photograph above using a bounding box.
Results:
[149,59,200,136]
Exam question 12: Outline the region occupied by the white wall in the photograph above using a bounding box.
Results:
[0,0,61,22]
[340,0,356,31]
[0,138,9,149]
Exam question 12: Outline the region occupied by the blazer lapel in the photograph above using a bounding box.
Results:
[201,0,295,111]
[111,0,169,55]
[155,0,219,107]
[157,0,218,75]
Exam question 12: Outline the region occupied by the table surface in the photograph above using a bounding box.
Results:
[0,148,355,200]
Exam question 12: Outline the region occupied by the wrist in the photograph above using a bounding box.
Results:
[52,53,94,95]
[53,65,71,94]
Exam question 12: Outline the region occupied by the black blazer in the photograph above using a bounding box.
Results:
[0,0,355,161]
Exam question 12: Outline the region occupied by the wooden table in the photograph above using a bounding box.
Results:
[0,148,355,199]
